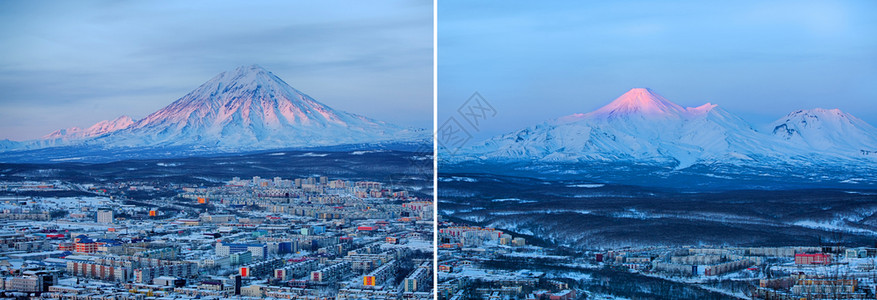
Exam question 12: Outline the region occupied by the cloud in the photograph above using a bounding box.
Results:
[0,1,432,140]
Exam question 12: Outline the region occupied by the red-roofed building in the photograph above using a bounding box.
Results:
[795,253,831,265]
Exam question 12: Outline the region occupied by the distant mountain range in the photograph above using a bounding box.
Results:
[0,65,428,162]
[451,88,877,170]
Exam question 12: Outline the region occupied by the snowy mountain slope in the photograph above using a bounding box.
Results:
[0,139,21,151]
[42,115,134,141]
[3,116,135,151]
[0,65,427,160]
[770,108,877,157]
[86,65,425,150]
[455,88,875,169]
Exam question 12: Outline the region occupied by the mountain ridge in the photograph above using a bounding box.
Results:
[769,108,877,156]
[451,88,877,170]
[42,115,134,140]
[0,65,428,162]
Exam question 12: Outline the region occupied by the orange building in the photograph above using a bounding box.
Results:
[795,253,831,265]
[75,242,98,253]
[58,243,75,251]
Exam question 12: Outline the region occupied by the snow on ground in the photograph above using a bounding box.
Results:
[382,239,433,252]
[840,178,865,184]
[440,266,544,282]
[490,198,536,203]
[49,157,85,162]
[501,252,567,260]
[299,152,329,157]
[488,209,593,216]
[844,190,877,195]
[438,176,478,182]
[28,220,114,231]
[566,184,605,188]
[22,196,113,209]
[793,220,877,235]
[547,271,592,281]
[586,292,631,300]
[350,150,387,155]
[696,284,749,300]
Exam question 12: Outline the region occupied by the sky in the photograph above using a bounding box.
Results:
[0,0,432,141]
[439,1,877,141]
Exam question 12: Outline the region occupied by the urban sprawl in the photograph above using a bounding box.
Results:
[436,222,877,299]
[2,179,877,299]
[0,176,433,299]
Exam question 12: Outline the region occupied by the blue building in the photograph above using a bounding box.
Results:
[216,243,268,259]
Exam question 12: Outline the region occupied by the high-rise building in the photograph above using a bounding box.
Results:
[96,208,113,224]
[234,275,242,295]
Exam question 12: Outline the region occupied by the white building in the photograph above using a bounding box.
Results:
[97,208,113,224]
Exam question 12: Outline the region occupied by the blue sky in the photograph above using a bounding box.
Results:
[439,1,877,141]
[0,1,432,141]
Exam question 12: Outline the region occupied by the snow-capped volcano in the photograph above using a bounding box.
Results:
[91,64,423,150]
[455,88,875,169]
[589,87,689,117]
[1,65,426,160]
[771,108,877,156]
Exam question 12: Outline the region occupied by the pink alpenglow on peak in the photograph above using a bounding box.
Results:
[1,65,427,158]
[42,127,83,140]
[28,64,429,152]
[84,116,135,136]
[466,87,769,168]
[0,65,429,163]
[556,88,718,124]
[456,87,877,169]
[132,64,361,131]
[109,64,424,150]
[688,103,718,113]
[42,115,135,140]
[590,88,687,117]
